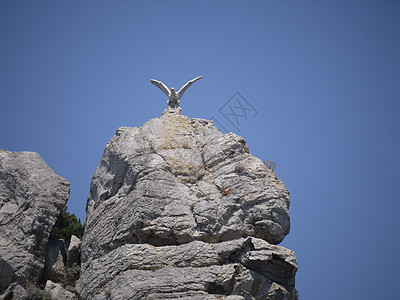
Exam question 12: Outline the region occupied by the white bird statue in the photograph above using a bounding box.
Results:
[150,76,203,110]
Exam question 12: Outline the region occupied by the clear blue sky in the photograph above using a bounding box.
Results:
[1,1,399,299]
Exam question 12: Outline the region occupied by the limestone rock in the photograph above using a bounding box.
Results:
[42,239,68,283]
[45,280,75,300]
[67,235,81,268]
[0,283,28,300]
[78,112,296,299]
[77,237,297,299]
[0,150,70,294]
[266,282,299,300]
[82,113,291,265]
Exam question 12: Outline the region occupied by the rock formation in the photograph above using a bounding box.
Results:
[78,110,298,299]
[0,150,70,298]
[67,235,81,268]
[42,239,68,284]
[45,280,75,300]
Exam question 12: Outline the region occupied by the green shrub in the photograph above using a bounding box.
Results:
[67,263,81,281]
[184,178,197,184]
[49,206,84,241]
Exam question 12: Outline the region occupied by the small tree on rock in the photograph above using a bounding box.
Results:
[49,206,84,242]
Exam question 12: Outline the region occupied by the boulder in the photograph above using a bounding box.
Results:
[0,150,70,295]
[42,239,68,283]
[45,280,75,300]
[82,113,291,264]
[67,235,81,268]
[77,112,297,299]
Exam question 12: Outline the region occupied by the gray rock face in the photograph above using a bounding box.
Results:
[42,239,68,284]
[0,150,70,294]
[45,280,75,300]
[41,235,81,291]
[78,112,296,299]
[67,235,81,268]
[78,237,297,299]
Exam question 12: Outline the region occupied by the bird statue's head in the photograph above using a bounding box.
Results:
[170,87,176,95]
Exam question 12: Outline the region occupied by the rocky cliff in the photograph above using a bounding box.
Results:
[0,150,70,298]
[77,110,298,299]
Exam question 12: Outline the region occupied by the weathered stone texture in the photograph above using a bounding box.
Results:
[45,280,75,300]
[42,239,68,284]
[78,237,297,299]
[78,112,297,299]
[0,150,69,295]
[67,235,81,268]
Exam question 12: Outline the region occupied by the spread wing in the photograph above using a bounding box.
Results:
[150,79,170,96]
[177,76,203,98]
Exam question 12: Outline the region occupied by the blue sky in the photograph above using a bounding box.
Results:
[1,1,399,299]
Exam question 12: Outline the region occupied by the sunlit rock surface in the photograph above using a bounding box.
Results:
[78,111,297,299]
[0,150,69,298]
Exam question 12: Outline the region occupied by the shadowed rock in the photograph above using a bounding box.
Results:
[67,235,81,268]
[42,239,68,284]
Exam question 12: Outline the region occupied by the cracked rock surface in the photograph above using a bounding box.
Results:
[78,237,297,299]
[78,111,297,299]
[0,150,70,296]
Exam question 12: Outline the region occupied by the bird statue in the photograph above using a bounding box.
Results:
[150,76,203,110]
